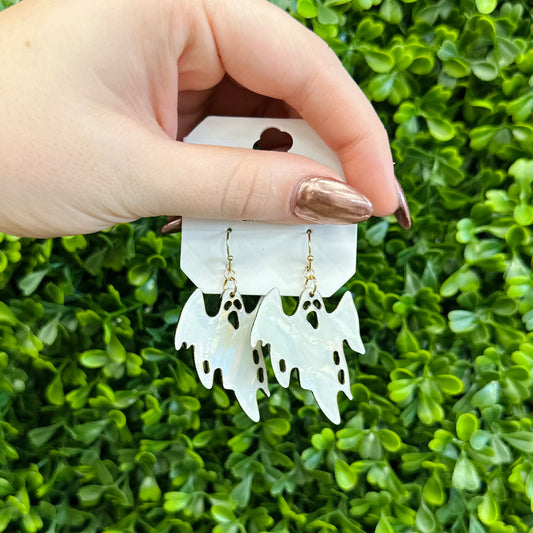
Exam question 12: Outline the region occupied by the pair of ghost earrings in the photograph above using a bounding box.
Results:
[175,228,365,423]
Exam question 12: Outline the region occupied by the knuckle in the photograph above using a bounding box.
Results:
[220,153,272,220]
[341,120,390,160]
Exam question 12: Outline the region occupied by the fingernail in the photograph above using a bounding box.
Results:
[160,215,182,235]
[393,178,411,229]
[291,177,373,224]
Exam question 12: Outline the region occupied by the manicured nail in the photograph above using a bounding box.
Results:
[393,178,411,229]
[160,215,182,235]
[291,177,373,224]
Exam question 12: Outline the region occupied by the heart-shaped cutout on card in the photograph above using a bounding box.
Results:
[253,127,293,152]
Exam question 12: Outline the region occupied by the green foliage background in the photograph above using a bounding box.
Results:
[1,0,533,531]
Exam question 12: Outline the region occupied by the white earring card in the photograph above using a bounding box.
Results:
[175,116,365,423]
[180,117,358,297]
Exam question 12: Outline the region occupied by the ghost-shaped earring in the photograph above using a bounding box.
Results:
[175,228,269,421]
[251,229,365,424]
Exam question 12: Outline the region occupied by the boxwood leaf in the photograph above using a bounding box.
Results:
[470,430,491,450]
[72,420,108,445]
[297,0,317,18]
[264,418,291,437]
[135,277,158,305]
[230,474,253,508]
[0,302,17,325]
[423,473,445,506]
[79,350,110,368]
[473,61,499,81]
[514,204,533,225]
[475,0,497,14]
[478,491,500,524]
[501,432,533,453]
[452,455,481,492]
[369,73,395,101]
[416,503,437,533]
[78,485,106,506]
[211,505,237,523]
[28,424,61,448]
[469,514,486,533]
[364,50,394,73]
[138,476,161,502]
[456,413,479,442]
[375,517,394,533]
[426,118,455,141]
[317,4,338,24]
[164,492,190,513]
[17,269,49,296]
[0,507,13,531]
[435,375,464,395]
[45,373,64,406]
[335,459,358,491]
[472,381,501,409]
[379,0,402,24]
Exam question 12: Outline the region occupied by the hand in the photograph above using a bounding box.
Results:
[0,0,409,238]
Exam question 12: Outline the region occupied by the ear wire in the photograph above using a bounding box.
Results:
[303,229,317,296]
[223,228,237,296]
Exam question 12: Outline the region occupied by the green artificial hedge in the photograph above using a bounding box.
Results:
[1,0,533,531]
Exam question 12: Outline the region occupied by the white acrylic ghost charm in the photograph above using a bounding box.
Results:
[175,288,269,422]
[251,288,364,424]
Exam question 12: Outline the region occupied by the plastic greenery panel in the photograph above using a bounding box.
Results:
[0,0,533,531]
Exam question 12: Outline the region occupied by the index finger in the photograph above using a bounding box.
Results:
[203,0,398,216]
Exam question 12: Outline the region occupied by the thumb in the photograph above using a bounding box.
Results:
[131,136,373,226]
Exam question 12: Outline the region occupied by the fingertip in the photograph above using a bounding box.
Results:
[393,177,411,229]
[160,215,182,234]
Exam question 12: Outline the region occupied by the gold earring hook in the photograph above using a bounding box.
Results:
[223,228,237,296]
[304,228,317,296]
[226,228,232,263]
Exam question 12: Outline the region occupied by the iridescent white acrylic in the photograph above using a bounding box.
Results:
[251,287,364,424]
[175,288,268,422]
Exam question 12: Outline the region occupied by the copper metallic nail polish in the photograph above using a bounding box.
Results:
[160,215,182,235]
[393,178,411,230]
[291,177,373,224]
